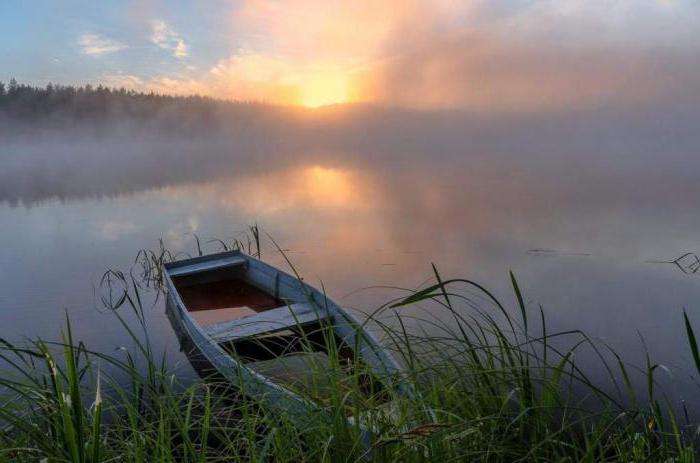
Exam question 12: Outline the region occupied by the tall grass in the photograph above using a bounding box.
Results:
[0,237,698,461]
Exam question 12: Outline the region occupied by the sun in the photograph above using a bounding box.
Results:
[300,71,348,107]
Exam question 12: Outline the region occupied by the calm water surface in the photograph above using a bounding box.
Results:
[1,110,699,409]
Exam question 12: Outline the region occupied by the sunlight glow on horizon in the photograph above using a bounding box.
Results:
[3,0,699,111]
[300,71,350,107]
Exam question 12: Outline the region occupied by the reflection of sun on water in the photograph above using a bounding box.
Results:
[304,166,353,205]
[159,164,399,261]
[159,164,376,217]
[190,165,370,214]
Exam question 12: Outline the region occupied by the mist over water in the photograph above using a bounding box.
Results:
[2,102,700,410]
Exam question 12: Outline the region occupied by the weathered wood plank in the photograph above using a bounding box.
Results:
[204,303,329,343]
[168,255,247,277]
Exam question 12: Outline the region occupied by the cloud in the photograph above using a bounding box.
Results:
[346,0,700,111]
[91,0,700,110]
[200,0,700,109]
[78,34,127,56]
[150,19,188,58]
[100,74,144,89]
[99,73,207,96]
[355,32,700,111]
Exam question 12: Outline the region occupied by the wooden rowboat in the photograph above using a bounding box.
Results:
[163,250,415,437]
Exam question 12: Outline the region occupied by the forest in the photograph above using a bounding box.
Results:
[0,79,281,135]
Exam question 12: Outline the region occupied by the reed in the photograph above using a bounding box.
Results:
[0,237,697,462]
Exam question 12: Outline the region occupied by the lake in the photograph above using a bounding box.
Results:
[1,104,699,410]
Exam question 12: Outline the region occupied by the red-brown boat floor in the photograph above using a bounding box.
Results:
[176,279,281,312]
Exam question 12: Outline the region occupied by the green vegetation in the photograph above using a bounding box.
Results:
[0,239,698,462]
[0,79,276,135]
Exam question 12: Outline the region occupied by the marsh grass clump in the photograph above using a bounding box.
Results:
[0,239,698,462]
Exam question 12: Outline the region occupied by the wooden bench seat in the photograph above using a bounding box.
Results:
[203,302,330,343]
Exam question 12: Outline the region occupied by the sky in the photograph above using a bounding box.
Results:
[2,0,700,109]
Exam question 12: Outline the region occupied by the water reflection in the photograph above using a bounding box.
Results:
[2,105,700,412]
[202,165,375,213]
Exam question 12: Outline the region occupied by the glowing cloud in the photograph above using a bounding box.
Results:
[90,0,700,110]
[187,0,446,106]
[202,52,355,106]
[78,34,126,56]
[150,19,189,58]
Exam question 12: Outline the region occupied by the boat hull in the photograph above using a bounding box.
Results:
[163,250,412,438]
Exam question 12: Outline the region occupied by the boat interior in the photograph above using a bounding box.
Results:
[169,259,388,406]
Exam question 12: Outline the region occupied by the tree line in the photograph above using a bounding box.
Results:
[0,79,271,130]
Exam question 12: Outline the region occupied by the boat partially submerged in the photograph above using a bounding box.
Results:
[163,250,415,436]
